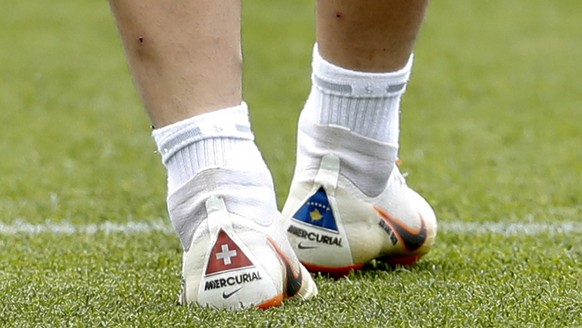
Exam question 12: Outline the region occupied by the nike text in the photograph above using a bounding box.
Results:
[379,220,399,245]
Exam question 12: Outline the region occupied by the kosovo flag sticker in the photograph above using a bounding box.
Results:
[292,187,338,232]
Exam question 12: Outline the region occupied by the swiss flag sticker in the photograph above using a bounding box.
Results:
[206,229,254,275]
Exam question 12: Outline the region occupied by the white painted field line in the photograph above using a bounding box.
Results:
[0,220,581,236]
[443,221,582,235]
[0,219,174,235]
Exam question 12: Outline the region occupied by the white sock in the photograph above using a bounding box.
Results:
[152,102,267,195]
[304,44,413,145]
[297,45,414,196]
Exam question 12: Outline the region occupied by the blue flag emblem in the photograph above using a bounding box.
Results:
[293,187,338,232]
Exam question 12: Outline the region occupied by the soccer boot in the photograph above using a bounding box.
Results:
[168,168,318,310]
[283,151,437,276]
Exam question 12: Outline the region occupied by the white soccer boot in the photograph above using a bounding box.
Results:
[283,126,437,276]
[168,168,317,310]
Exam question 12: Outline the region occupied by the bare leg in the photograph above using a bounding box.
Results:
[281,0,437,274]
[317,0,428,72]
[109,0,242,128]
[108,0,318,309]
[109,0,247,193]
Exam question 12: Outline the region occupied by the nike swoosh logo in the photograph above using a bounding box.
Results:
[222,287,243,299]
[267,237,302,298]
[297,242,318,250]
[374,206,427,252]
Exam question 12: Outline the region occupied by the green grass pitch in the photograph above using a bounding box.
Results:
[1,0,581,326]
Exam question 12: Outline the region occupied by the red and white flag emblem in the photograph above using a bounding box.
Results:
[206,229,254,275]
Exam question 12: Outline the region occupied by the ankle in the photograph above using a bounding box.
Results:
[303,44,413,145]
[152,102,265,194]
